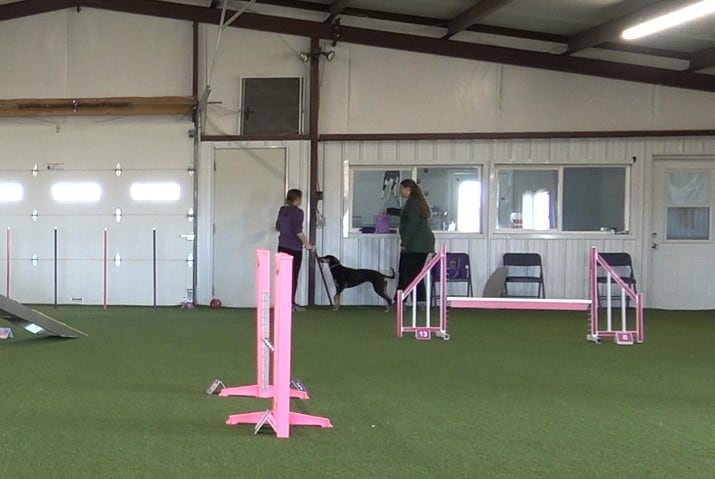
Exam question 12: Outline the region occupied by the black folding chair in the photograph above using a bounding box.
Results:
[502,253,545,298]
[597,252,637,307]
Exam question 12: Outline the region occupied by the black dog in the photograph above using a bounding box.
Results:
[318,255,395,311]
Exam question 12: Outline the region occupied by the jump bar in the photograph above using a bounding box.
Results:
[448,297,591,311]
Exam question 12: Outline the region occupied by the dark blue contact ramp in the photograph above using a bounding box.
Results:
[0,294,87,339]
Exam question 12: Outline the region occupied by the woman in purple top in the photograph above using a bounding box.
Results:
[275,189,314,311]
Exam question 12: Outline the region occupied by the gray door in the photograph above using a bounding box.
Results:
[213,148,286,307]
[650,159,715,309]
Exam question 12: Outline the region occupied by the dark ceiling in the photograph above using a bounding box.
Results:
[2,0,715,92]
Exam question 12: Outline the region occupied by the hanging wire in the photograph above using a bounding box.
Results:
[206,0,257,91]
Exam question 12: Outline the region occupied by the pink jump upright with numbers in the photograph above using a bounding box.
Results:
[588,246,644,344]
[397,245,644,345]
[220,249,307,400]
[396,245,449,340]
[225,252,332,439]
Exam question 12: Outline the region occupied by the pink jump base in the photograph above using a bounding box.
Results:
[219,385,309,400]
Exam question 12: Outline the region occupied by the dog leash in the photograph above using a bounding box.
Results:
[312,249,334,308]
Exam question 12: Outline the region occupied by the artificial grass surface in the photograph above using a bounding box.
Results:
[0,306,713,479]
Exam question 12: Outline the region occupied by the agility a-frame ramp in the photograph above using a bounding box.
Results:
[0,294,87,339]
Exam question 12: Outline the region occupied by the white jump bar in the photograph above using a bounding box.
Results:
[447,297,591,311]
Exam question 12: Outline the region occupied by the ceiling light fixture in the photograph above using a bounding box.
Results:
[621,0,715,40]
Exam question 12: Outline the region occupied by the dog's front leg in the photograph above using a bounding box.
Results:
[333,292,341,311]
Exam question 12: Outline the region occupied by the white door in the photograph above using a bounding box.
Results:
[650,159,715,309]
[213,148,286,307]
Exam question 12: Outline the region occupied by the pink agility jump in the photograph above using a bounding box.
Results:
[219,249,307,400]
[224,250,332,439]
[396,246,645,345]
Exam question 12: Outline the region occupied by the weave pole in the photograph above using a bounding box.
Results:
[6,227,10,298]
[103,228,108,310]
[152,228,157,310]
[53,227,58,309]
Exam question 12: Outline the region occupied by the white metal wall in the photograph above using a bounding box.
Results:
[196,19,715,136]
[0,8,714,307]
[318,136,715,307]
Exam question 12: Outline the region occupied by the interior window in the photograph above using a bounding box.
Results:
[497,169,557,230]
[497,166,629,232]
[351,166,482,233]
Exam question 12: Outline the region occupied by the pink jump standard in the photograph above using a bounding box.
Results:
[588,246,645,344]
[396,246,645,345]
[219,249,307,400]
[225,251,333,439]
[396,245,449,340]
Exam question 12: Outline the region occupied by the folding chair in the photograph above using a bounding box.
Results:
[502,253,545,298]
[431,252,473,303]
[597,252,637,307]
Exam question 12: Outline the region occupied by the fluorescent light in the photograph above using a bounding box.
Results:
[51,182,102,202]
[622,1,715,40]
[0,182,23,202]
[130,182,181,201]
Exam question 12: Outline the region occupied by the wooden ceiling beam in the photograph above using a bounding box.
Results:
[442,0,514,39]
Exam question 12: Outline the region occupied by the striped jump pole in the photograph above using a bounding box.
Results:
[6,227,10,298]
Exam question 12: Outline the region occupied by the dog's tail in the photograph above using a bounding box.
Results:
[384,267,396,279]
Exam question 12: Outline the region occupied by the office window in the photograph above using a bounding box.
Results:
[350,166,482,233]
[497,169,557,230]
[563,167,626,231]
[497,166,628,232]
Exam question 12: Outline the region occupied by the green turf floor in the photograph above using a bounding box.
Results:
[1,306,713,478]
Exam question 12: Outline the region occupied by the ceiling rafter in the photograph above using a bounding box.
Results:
[0,0,712,93]
[688,46,715,71]
[442,0,514,39]
[249,0,689,60]
[565,0,696,55]
[325,0,350,24]
[0,0,75,21]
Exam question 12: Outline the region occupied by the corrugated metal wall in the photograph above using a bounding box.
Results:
[316,136,715,307]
